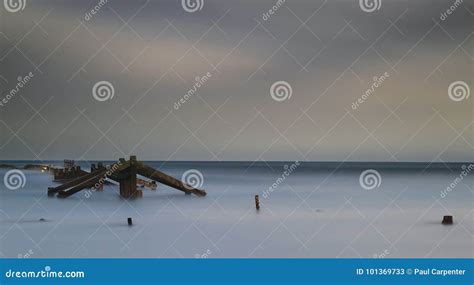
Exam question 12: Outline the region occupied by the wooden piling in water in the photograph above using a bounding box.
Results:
[442,215,453,225]
[119,157,137,199]
[255,195,260,210]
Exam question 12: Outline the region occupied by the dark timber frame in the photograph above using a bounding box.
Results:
[47,156,206,199]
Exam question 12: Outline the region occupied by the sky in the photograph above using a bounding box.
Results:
[0,0,472,161]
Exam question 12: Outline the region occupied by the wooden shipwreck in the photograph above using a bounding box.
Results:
[52,159,88,182]
[47,156,206,199]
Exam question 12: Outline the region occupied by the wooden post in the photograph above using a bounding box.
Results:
[442,215,453,225]
[129,156,141,198]
[255,195,260,210]
[119,156,139,199]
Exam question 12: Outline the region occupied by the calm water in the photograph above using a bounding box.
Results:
[0,161,472,258]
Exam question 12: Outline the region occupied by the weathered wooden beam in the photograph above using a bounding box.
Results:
[57,172,107,198]
[49,158,207,199]
[48,168,107,196]
[136,162,206,197]
[48,160,131,197]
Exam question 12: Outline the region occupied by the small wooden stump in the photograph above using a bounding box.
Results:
[442,215,453,225]
[255,195,260,210]
[47,187,55,197]
[127,217,133,226]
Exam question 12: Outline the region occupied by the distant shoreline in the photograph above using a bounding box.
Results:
[1,160,472,171]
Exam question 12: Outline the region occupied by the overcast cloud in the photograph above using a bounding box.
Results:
[0,0,472,161]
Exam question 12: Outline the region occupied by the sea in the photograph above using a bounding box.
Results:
[0,161,472,258]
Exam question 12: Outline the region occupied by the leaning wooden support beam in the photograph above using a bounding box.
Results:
[57,172,108,198]
[48,160,130,197]
[136,162,206,197]
[48,168,107,196]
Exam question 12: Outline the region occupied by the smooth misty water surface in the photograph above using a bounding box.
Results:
[0,161,472,258]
